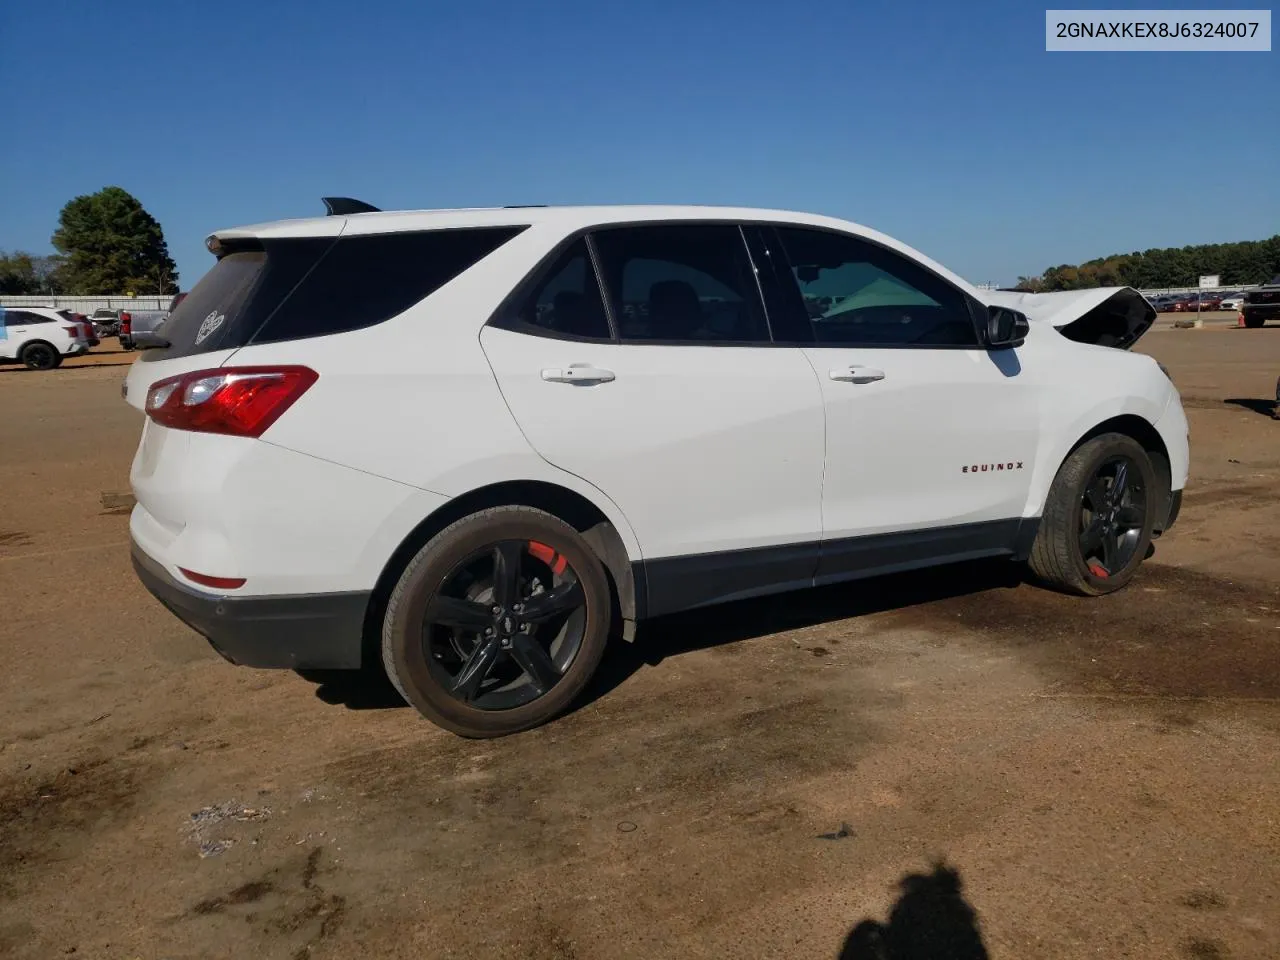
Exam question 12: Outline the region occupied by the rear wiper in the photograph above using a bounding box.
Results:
[138,338,171,350]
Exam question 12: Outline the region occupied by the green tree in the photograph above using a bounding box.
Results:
[0,251,40,294]
[1017,235,1280,291]
[0,251,64,295]
[51,186,178,294]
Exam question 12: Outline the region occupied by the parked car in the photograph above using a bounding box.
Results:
[0,306,92,369]
[1220,293,1247,311]
[1241,276,1280,328]
[124,200,1189,738]
[120,292,187,350]
[55,309,99,346]
[91,308,122,338]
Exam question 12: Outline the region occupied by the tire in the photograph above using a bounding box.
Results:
[1027,433,1158,596]
[19,341,59,371]
[381,506,612,738]
[1242,313,1264,329]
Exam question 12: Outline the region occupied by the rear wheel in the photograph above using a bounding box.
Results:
[1242,313,1265,329]
[381,506,612,738]
[1028,434,1157,596]
[19,342,59,371]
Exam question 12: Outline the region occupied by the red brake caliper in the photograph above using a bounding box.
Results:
[527,541,568,575]
[1088,563,1109,579]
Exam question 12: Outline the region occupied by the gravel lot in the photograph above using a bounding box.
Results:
[1,326,1278,960]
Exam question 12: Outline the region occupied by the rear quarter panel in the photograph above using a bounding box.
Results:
[220,223,647,563]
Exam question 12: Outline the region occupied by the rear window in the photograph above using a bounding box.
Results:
[143,226,525,361]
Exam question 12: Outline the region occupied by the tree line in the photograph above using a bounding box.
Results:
[1016,235,1280,292]
[0,186,179,296]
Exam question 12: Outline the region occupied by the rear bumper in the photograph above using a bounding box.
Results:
[131,539,369,669]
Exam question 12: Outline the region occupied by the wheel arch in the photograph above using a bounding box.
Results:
[1065,414,1173,533]
[18,338,59,360]
[361,480,642,669]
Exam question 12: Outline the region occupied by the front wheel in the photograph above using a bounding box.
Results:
[381,506,612,738]
[1028,434,1158,596]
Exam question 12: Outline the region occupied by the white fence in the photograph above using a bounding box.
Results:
[0,295,172,313]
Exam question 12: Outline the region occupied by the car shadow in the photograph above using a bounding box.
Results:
[301,667,409,710]
[574,557,1023,713]
[837,861,991,960]
[1224,397,1278,419]
[304,558,1024,714]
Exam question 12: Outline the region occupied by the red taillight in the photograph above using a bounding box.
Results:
[120,312,132,335]
[178,568,246,590]
[145,366,318,438]
[63,325,80,336]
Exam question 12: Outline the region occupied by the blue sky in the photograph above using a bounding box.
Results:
[1,0,1276,289]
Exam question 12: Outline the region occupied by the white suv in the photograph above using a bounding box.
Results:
[0,306,92,369]
[125,201,1189,737]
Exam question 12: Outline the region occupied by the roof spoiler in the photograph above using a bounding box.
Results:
[321,197,381,216]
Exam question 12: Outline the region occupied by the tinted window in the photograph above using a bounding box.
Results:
[590,225,769,343]
[7,311,51,325]
[510,238,610,340]
[143,248,283,361]
[253,227,525,345]
[774,227,977,347]
[144,226,525,361]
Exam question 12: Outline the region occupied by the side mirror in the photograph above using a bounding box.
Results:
[986,306,1030,348]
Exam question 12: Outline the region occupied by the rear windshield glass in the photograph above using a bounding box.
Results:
[142,226,526,362]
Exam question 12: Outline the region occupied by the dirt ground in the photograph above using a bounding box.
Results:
[1,328,1277,960]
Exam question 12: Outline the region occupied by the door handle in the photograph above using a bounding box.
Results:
[829,366,886,384]
[541,364,616,385]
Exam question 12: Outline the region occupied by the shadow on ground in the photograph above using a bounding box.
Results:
[838,863,990,960]
[577,557,1022,711]
[299,558,1023,713]
[1224,397,1279,419]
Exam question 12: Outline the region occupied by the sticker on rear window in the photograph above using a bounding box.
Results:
[195,310,226,345]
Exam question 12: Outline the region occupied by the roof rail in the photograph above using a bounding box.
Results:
[321,197,381,216]
[504,204,548,208]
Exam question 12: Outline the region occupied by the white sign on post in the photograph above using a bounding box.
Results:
[1199,275,1220,289]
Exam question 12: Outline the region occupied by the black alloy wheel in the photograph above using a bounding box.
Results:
[1027,433,1159,596]
[21,342,58,371]
[1077,455,1147,580]
[381,506,612,738]
[424,539,586,710]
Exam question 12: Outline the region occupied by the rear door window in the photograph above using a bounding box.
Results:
[589,224,771,343]
[494,238,612,340]
[143,226,526,361]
